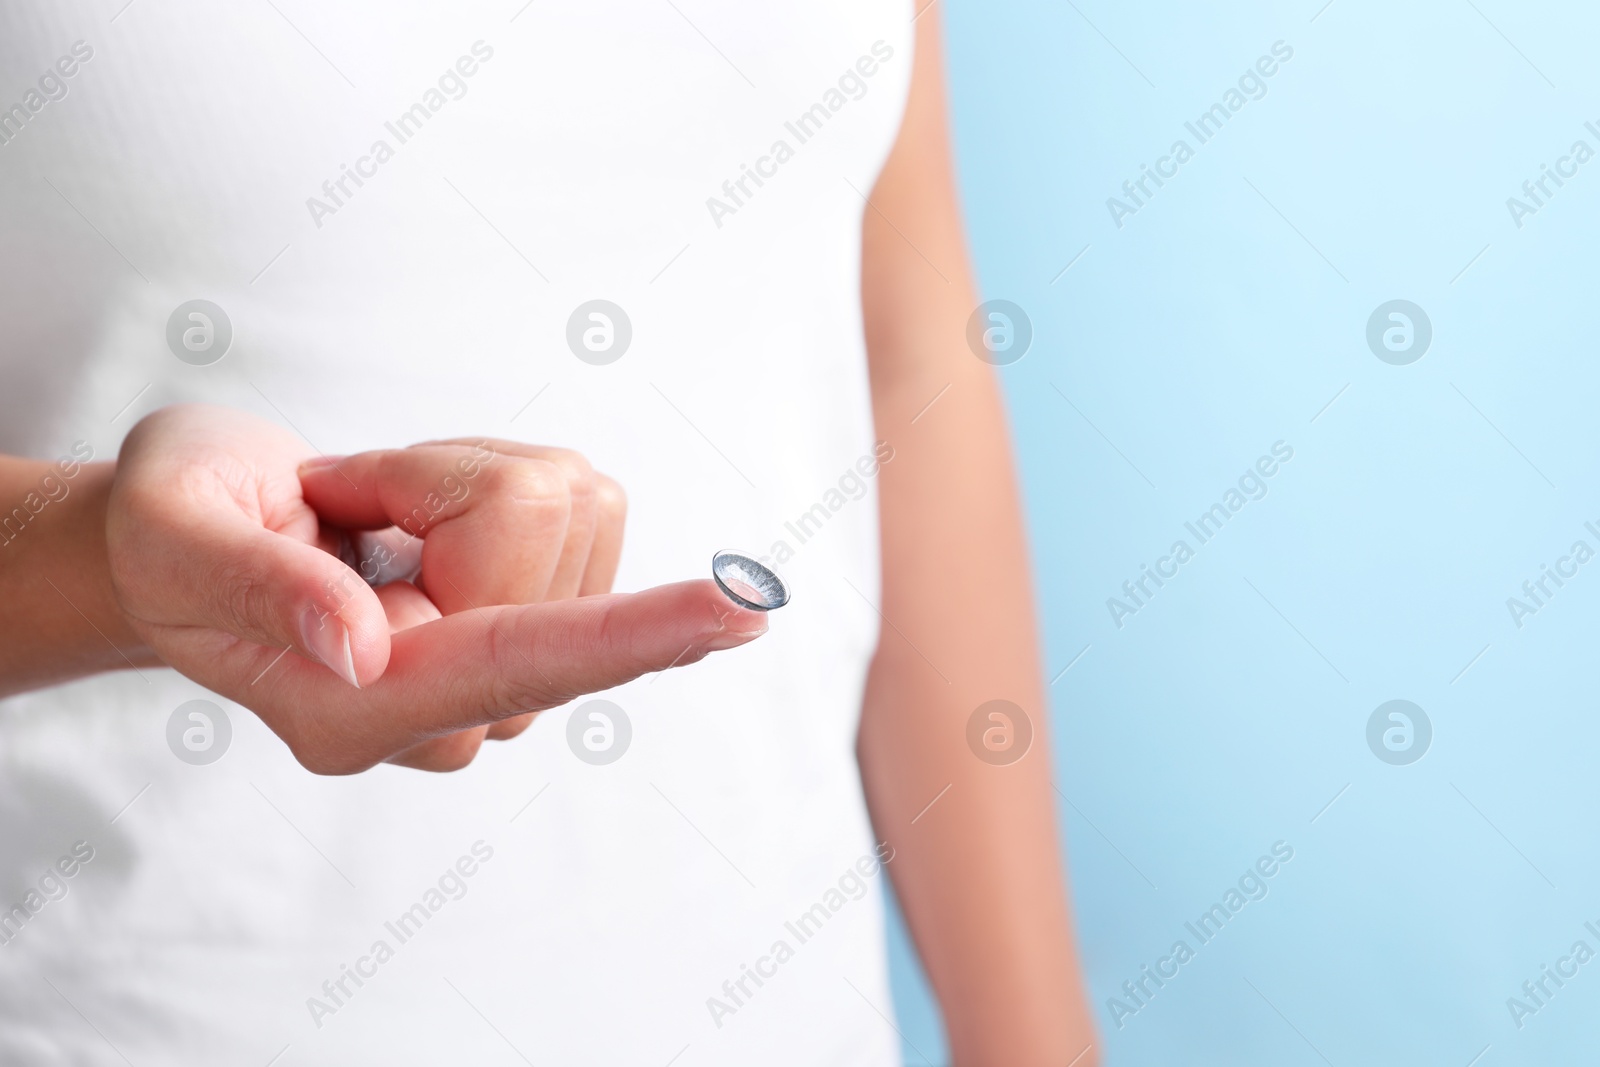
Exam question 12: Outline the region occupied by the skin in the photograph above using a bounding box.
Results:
[0,6,1094,1061]
[857,9,1097,1064]
[0,404,767,773]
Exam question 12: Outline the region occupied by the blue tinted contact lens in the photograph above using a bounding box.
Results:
[711,551,789,611]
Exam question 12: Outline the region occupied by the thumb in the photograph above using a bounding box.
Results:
[217,526,390,687]
[116,509,391,687]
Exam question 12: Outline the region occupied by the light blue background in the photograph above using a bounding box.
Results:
[884,1,1600,1064]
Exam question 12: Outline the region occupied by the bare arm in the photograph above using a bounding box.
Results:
[857,10,1097,1064]
[0,456,155,697]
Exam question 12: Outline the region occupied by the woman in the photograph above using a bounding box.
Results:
[0,1,1092,1062]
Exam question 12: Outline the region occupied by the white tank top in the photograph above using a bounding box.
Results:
[0,2,912,1062]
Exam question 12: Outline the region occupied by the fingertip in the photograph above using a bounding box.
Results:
[344,590,393,687]
[698,621,766,652]
[619,579,768,659]
[301,572,392,688]
[297,454,349,474]
[682,578,772,635]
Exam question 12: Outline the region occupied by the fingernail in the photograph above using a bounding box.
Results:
[299,606,361,688]
[700,624,767,652]
[298,454,347,473]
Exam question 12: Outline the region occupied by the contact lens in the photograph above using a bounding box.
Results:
[711,551,789,611]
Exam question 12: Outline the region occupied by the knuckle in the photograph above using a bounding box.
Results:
[277,711,374,776]
[411,733,482,772]
[591,595,659,676]
[539,449,596,507]
[290,738,369,777]
[487,459,569,508]
[374,448,407,492]
[385,451,454,535]
[485,615,557,711]
[592,472,627,521]
[207,556,277,633]
[487,713,537,741]
[537,447,594,481]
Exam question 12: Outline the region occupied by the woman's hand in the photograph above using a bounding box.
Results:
[101,404,765,774]
[297,435,629,769]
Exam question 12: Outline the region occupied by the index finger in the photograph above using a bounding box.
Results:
[217,579,770,774]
